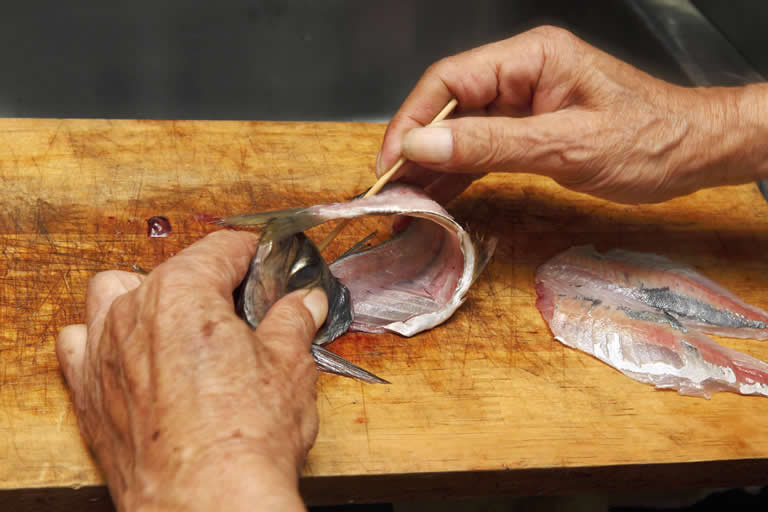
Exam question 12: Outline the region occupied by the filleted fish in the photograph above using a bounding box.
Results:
[222,184,496,383]
[536,245,768,398]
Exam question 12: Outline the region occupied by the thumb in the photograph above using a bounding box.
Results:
[56,324,87,393]
[254,288,328,360]
[401,113,586,178]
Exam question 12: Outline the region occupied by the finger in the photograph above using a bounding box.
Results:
[56,324,87,392]
[376,51,497,180]
[395,165,445,190]
[377,31,550,180]
[153,230,259,298]
[424,173,486,205]
[400,112,594,180]
[86,270,144,341]
[255,288,327,361]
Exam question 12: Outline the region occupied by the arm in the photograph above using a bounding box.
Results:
[57,230,327,511]
[377,26,768,204]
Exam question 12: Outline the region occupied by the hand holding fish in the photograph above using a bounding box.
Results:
[378,26,768,204]
[56,230,326,511]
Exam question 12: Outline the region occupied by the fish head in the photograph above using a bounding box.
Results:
[235,231,353,345]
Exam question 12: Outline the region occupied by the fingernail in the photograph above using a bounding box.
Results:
[375,150,383,177]
[402,126,453,164]
[302,288,328,329]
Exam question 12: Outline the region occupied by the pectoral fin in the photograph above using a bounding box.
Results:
[311,345,389,384]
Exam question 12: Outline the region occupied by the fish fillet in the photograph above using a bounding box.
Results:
[536,246,768,398]
[540,245,768,339]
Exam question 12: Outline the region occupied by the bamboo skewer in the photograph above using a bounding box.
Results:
[317,97,458,252]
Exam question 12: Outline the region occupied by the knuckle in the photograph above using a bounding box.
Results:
[529,25,573,43]
[425,56,452,77]
[528,25,579,59]
[452,119,509,172]
[144,263,204,304]
[106,292,136,327]
[428,56,485,104]
[145,262,180,289]
[428,57,462,89]
[86,270,123,295]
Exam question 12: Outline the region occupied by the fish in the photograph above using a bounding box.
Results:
[224,184,496,383]
[536,245,768,398]
[234,230,387,384]
[538,245,768,339]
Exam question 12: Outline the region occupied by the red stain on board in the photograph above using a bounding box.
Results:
[193,212,221,225]
[147,216,172,238]
[354,417,366,424]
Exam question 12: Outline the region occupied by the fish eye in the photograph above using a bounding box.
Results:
[287,257,322,290]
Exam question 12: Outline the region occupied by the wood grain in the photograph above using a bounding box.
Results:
[2,118,768,502]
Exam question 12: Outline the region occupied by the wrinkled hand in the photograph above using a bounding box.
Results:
[57,230,327,512]
[378,26,767,204]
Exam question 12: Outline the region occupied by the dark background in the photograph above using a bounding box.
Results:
[3,1,764,121]
[0,0,719,121]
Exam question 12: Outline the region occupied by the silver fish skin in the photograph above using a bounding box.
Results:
[235,231,388,384]
[542,245,768,339]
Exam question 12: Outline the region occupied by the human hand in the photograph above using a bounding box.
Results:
[57,230,327,511]
[378,26,767,204]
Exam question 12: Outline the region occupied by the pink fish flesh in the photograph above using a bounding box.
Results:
[539,245,768,340]
[223,184,496,382]
[536,246,768,398]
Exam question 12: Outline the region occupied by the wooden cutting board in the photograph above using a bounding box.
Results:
[2,118,768,503]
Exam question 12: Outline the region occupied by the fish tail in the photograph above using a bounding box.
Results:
[311,345,390,384]
[219,207,326,242]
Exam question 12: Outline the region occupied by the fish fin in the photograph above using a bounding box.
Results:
[311,345,390,384]
[218,207,306,227]
[334,231,378,262]
[220,207,328,242]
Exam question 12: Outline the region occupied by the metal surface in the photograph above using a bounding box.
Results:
[627,0,764,86]
[692,0,768,78]
[627,0,768,201]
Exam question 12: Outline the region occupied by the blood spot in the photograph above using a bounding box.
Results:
[147,216,172,238]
